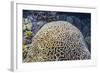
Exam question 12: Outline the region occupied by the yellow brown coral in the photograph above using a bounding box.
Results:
[24,21,90,62]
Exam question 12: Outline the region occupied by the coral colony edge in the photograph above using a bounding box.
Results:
[22,10,91,63]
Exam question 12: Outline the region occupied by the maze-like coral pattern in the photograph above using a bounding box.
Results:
[24,21,90,62]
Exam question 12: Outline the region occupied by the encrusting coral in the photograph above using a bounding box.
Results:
[24,21,90,62]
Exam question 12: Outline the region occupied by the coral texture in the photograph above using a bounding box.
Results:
[24,21,90,62]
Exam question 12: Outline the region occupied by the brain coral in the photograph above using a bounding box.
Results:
[24,21,90,62]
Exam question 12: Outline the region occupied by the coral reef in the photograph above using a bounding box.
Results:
[22,10,91,62]
[24,21,90,62]
[23,10,91,51]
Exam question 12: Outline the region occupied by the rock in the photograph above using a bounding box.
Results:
[66,16,74,24]
[85,36,91,52]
